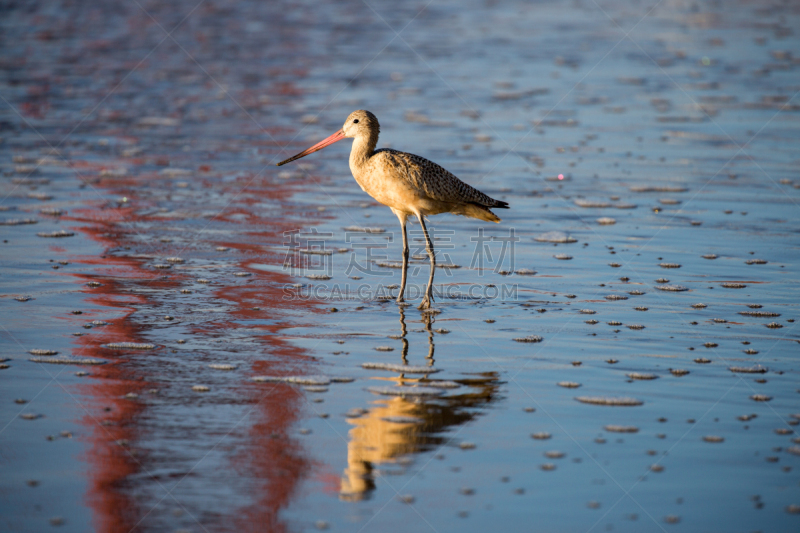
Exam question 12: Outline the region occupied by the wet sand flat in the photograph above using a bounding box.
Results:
[1,1,799,532]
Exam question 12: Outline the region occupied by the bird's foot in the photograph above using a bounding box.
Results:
[418,296,432,310]
[396,295,405,303]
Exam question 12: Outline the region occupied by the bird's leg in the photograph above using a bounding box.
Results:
[396,215,409,303]
[417,214,436,310]
[398,306,409,364]
[423,312,435,364]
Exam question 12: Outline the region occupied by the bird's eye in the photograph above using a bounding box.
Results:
[353,119,359,124]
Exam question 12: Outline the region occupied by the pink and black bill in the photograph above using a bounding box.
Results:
[276,129,346,166]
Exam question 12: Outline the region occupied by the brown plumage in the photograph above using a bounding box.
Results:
[369,149,507,222]
[277,109,509,309]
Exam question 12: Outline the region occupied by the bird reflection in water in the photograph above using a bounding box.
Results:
[340,306,501,501]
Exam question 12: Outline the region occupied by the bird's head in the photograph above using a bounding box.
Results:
[342,110,380,139]
[276,110,380,167]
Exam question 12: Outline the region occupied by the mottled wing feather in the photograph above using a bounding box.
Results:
[373,149,502,207]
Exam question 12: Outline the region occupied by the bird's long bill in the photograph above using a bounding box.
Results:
[276,129,346,166]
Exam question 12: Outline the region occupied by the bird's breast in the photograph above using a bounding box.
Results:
[350,165,443,215]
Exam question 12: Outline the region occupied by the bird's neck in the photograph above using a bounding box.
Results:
[349,132,378,172]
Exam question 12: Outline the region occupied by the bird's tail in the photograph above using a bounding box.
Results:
[458,203,502,223]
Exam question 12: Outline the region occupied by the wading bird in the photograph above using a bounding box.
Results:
[277,110,508,309]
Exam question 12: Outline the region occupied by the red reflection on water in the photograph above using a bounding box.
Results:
[210,236,325,532]
[68,214,157,533]
[65,172,327,531]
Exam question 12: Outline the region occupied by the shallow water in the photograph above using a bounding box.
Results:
[1,0,799,532]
